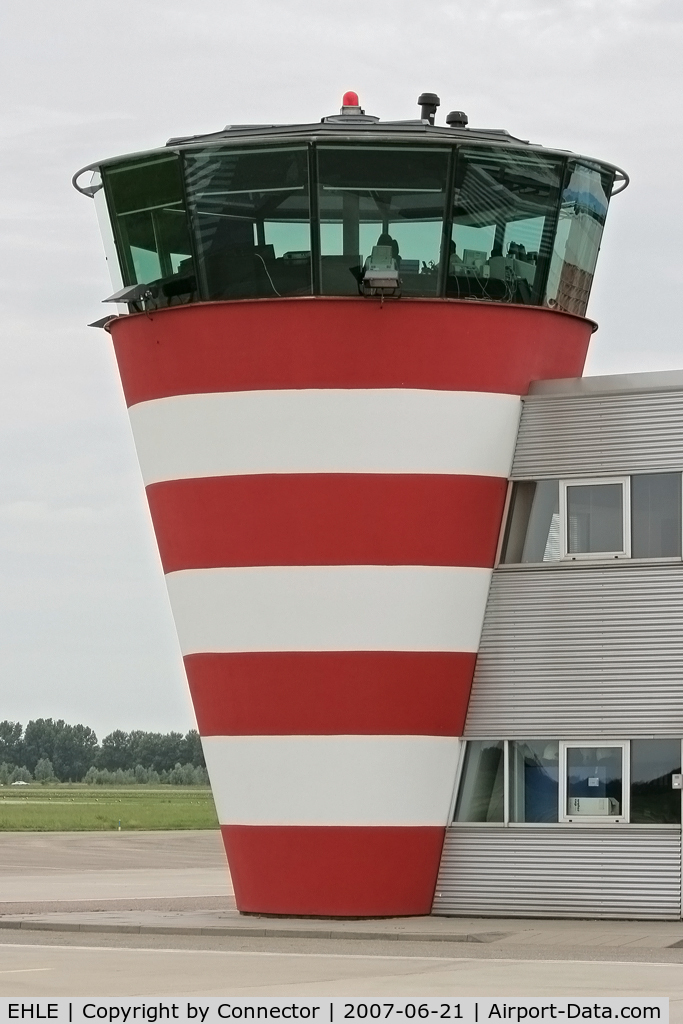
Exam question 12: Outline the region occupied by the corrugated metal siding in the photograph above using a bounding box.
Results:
[466,561,683,737]
[433,827,681,919]
[512,390,683,479]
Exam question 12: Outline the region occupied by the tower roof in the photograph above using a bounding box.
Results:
[73,97,628,194]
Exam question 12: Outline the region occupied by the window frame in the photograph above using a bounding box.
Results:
[451,738,660,827]
[560,740,629,823]
[543,160,614,316]
[95,140,619,313]
[314,142,453,300]
[559,476,631,560]
[451,739,506,825]
[448,146,567,308]
[102,154,195,291]
[498,473,683,568]
[181,144,314,303]
[508,738,560,825]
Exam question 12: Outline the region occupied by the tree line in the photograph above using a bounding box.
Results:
[0,720,207,785]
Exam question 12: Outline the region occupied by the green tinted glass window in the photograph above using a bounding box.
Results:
[545,161,613,316]
[99,140,614,314]
[449,149,563,304]
[317,146,450,298]
[184,147,311,300]
[103,156,195,306]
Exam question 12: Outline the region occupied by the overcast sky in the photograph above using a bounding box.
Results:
[0,0,681,738]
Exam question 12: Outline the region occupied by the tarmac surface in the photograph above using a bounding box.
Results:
[0,830,234,913]
[0,831,681,1008]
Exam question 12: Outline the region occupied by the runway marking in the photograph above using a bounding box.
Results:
[0,968,54,974]
[0,943,680,969]
[0,896,230,903]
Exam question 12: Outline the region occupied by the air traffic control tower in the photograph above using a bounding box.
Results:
[74,92,627,917]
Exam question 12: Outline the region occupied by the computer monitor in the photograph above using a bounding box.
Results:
[463,249,488,271]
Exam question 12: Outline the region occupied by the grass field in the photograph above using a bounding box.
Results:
[0,785,219,831]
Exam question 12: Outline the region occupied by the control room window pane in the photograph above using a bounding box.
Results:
[566,746,623,818]
[630,740,681,824]
[631,474,682,558]
[509,741,559,823]
[184,147,312,300]
[545,162,613,317]
[500,480,560,563]
[103,156,196,306]
[454,741,504,823]
[449,148,563,304]
[316,146,450,297]
[565,482,624,555]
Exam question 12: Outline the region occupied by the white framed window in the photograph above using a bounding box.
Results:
[452,739,683,827]
[560,741,629,823]
[560,477,630,559]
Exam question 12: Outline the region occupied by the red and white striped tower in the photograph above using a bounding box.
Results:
[78,92,621,915]
[108,297,591,915]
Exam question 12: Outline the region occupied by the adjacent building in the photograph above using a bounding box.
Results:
[436,369,683,919]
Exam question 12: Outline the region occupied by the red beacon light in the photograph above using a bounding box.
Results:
[341,91,363,115]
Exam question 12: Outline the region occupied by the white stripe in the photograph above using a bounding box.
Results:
[166,565,491,654]
[129,389,521,484]
[2,945,680,968]
[203,735,461,826]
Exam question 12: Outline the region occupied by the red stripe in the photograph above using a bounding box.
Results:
[110,298,591,407]
[147,474,507,572]
[222,824,445,916]
[186,651,474,736]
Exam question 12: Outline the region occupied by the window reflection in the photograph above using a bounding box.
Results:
[184,147,312,300]
[453,739,682,826]
[631,740,681,824]
[545,162,613,316]
[454,740,504,822]
[449,149,562,305]
[102,142,613,314]
[317,146,450,297]
[631,474,682,558]
[503,474,683,564]
[509,741,559,823]
[500,480,559,563]
[566,745,623,817]
[566,482,624,555]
